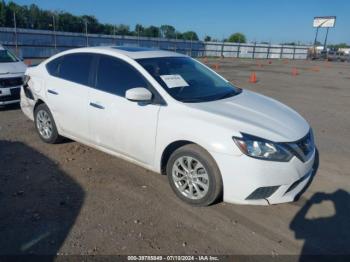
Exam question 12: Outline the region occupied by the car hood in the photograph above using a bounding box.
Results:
[0,61,27,75]
[185,90,310,142]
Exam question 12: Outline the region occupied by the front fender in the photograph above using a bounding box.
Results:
[154,105,242,172]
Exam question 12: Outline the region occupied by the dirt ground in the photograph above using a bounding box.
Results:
[0,58,349,257]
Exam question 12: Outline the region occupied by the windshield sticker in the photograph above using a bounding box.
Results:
[160,74,189,88]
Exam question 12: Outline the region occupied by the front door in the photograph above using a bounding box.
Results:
[88,54,161,165]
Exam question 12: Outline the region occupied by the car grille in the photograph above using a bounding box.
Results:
[287,130,315,162]
[0,77,23,88]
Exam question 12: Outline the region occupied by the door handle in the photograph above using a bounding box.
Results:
[48,89,59,95]
[89,102,105,109]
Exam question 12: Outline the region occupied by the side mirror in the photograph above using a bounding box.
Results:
[125,87,153,102]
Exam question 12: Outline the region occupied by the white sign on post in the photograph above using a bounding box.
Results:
[313,16,336,28]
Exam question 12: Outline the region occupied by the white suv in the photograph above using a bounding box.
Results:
[21,46,316,206]
[0,45,27,106]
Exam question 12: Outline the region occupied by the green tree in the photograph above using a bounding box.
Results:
[0,1,200,40]
[81,15,101,34]
[204,35,211,41]
[135,24,144,36]
[181,31,198,41]
[329,43,349,49]
[144,25,160,38]
[115,24,131,35]
[160,24,176,38]
[0,0,6,27]
[228,33,246,43]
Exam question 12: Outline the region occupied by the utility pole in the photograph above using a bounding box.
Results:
[52,15,57,52]
[113,25,116,45]
[84,20,88,47]
[190,34,193,57]
[174,32,177,52]
[13,11,18,55]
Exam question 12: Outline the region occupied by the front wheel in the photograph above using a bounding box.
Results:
[166,144,223,206]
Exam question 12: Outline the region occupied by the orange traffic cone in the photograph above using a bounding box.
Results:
[249,72,257,83]
[311,66,320,72]
[292,67,299,76]
[213,63,220,70]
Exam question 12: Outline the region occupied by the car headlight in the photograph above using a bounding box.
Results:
[233,133,293,162]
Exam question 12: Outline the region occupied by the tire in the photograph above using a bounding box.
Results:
[166,144,223,206]
[34,103,62,144]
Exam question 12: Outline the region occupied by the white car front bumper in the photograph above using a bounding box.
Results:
[211,149,317,205]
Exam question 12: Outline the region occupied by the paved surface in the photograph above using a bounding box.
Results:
[0,58,349,256]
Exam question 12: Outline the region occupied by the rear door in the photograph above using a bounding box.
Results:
[88,54,161,165]
[45,53,94,140]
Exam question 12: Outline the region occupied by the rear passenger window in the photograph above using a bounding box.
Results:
[95,55,149,97]
[59,53,93,86]
[46,57,61,77]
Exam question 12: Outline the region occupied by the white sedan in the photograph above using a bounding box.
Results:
[21,46,316,206]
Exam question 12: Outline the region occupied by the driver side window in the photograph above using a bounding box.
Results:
[95,55,149,97]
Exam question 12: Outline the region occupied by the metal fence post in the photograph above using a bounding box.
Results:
[220,41,224,58]
[84,20,88,47]
[293,46,296,60]
[174,33,177,52]
[252,42,256,59]
[237,42,241,58]
[280,44,284,59]
[190,35,193,57]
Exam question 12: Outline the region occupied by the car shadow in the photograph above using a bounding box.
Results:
[0,140,84,256]
[290,187,350,260]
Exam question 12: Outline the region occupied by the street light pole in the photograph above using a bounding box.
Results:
[13,11,18,55]
[113,24,117,45]
[52,15,57,52]
[137,27,140,46]
[84,20,88,47]
[174,32,177,52]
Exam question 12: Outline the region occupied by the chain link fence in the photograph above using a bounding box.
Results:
[0,27,310,60]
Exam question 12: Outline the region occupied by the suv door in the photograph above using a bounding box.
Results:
[88,54,161,166]
[45,53,94,140]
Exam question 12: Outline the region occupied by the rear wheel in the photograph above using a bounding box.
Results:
[34,103,62,144]
[166,144,223,206]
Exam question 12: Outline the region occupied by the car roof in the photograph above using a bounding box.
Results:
[67,46,187,60]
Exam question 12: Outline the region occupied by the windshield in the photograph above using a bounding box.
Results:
[137,57,241,102]
[0,50,19,63]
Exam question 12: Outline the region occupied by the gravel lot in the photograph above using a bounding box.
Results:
[0,58,349,257]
